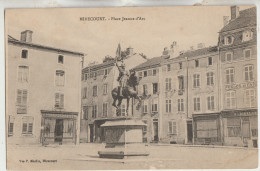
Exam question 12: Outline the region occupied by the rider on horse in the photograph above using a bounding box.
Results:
[116,59,129,97]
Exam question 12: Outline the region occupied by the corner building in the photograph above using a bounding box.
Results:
[7,30,83,145]
[218,6,257,147]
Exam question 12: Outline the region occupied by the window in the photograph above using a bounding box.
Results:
[143,120,147,133]
[224,35,233,45]
[84,73,88,81]
[178,99,184,112]
[245,89,256,107]
[120,104,126,116]
[167,64,171,71]
[179,62,182,69]
[242,30,253,42]
[55,93,64,108]
[153,69,157,76]
[103,84,108,95]
[21,49,28,59]
[208,57,213,66]
[143,84,148,95]
[225,68,234,84]
[58,55,64,64]
[82,87,87,99]
[194,97,200,112]
[55,70,65,86]
[178,76,184,90]
[244,49,251,59]
[207,96,215,110]
[168,121,177,134]
[165,78,172,91]
[207,72,214,86]
[22,116,33,135]
[18,66,29,83]
[103,103,108,117]
[93,85,98,97]
[225,52,233,62]
[193,74,200,88]
[104,69,108,76]
[92,105,97,118]
[153,83,158,94]
[226,91,236,109]
[17,89,28,114]
[82,106,89,120]
[143,101,148,113]
[138,72,142,80]
[8,116,15,137]
[245,65,253,81]
[227,118,241,137]
[148,70,152,76]
[152,99,158,112]
[195,59,199,68]
[166,99,172,113]
[93,72,97,80]
[143,71,147,77]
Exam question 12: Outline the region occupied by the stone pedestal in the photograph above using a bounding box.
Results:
[98,119,149,159]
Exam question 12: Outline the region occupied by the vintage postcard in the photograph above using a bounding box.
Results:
[5,6,258,170]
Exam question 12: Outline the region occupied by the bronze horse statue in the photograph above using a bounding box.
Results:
[112,72,142,115]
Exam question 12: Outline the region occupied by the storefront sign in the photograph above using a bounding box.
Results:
[42,113,76,119]
[225,81,257,90]
[223,110,257,117]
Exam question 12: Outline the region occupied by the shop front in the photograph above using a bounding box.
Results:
[193,113,221,145]
[221,109,258,147]
[41,110,78,145]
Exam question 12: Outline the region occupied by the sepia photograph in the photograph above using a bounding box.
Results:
[5,5,258,170]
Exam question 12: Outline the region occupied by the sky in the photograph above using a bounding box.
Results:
[6,6,252,66]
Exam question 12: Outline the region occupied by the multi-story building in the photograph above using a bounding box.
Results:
[7,30,84,145]
[218,6,257,147]
[132,55,167,143]
[80,47,147,143]
[160,42,220,145]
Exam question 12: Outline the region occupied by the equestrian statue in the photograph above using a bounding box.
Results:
[111,45,142,115]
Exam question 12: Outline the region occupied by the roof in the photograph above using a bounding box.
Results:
[166,46,218,63]
[8,35,84,56]
[133,56,168,71]
[220,7,256,33]
[101,119,146,127]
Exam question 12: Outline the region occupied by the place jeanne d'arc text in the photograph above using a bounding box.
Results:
[80,16,145,22]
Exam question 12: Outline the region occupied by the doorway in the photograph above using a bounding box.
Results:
[54,119,63,143]
[153,119,159,142]
[89,124,94,142]
[187,121,193,144]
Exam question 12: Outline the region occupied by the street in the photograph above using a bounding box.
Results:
[7,143,258,170]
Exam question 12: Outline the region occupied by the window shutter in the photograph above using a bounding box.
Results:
[55,93,59,107]
[28,123,33,134]
[17,90,22,105]
[60,94,64,108]
[22,90,28,105]
[22,123,27,133]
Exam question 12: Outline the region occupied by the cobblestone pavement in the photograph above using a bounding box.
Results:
[7,143,258,170]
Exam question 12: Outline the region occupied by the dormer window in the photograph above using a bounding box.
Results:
[224,35,233,45]
[242,30,253,42]
[58,55,64,64]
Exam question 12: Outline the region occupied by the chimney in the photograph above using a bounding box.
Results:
[223,16,230,26]
[21,30,33,42]
[169,41,180,58]
[162,47,169,56]
[126,47,133,56]
[197,43,205,49]
[231,6,239,20]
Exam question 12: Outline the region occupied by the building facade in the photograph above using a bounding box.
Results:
[7,30,83,145]
[80,48,147,143]
[218,6,257,147]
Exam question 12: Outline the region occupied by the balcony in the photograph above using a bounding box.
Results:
[178,89,184,95]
